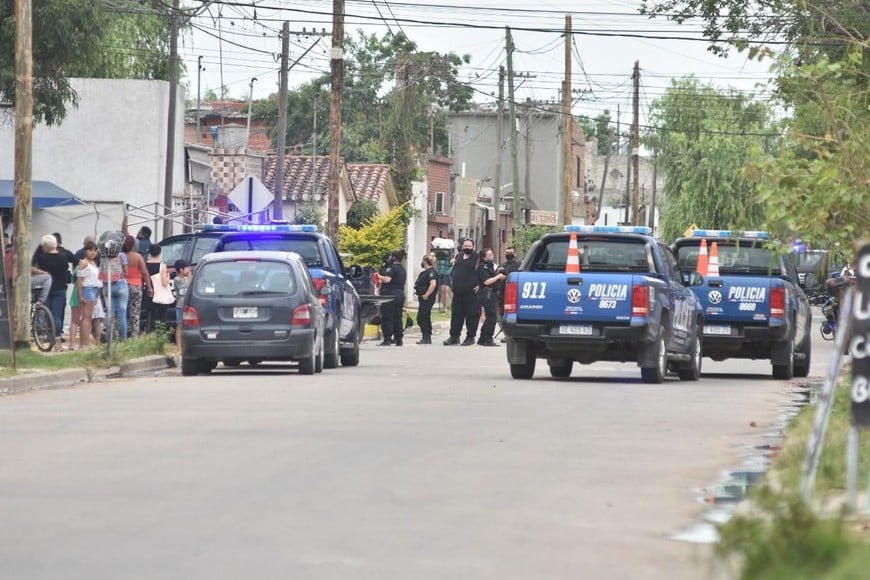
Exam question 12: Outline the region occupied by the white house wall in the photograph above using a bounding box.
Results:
[0,78,186,243]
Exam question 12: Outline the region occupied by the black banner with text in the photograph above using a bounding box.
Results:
[851,243,870,427]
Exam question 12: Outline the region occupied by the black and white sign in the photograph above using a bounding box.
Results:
[851,242,870,428]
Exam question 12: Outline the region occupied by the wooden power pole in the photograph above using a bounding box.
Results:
[162,0,180,239]
[273,22,290,221]
[631,60,641,226]
[492,66,505,262]
[561,14,573,227]
[505,27,521,224]
[12,0,33,350]
[327,0,344,241]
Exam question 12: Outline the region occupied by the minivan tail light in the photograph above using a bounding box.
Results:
[311,278,328,307]
[770,286,785,319]
[631,284,649,317]
[503,281,518,314]
[182,306,200,327]
[292,304,312,326]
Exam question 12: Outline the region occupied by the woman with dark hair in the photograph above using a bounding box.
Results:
[122,234,152,338]
[142,244,170,333]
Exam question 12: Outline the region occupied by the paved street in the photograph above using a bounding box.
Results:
[0,323,834,580]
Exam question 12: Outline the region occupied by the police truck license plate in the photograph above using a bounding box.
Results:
[704,325,731,336]
[559,324,592,336]
[233,307,258,319]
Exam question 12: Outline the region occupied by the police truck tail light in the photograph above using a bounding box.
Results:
[291,304,312,326]
[311,278,328,308]
[503,281,518,314]
[770,287,785,319]
[182,306,200,328]
[631,284,649,317]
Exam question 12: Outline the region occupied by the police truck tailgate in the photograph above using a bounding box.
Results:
[698,276,780,333]
[511,272,646,326]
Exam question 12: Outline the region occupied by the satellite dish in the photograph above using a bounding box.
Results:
[98,230,125,258]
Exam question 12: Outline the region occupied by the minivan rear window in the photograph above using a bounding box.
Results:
[194,260,297,297]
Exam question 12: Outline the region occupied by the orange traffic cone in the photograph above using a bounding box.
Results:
[565,231,581,273]
[708,242,720,276]
[696,239,709,276]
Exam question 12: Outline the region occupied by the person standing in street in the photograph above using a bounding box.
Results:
[414,254,439,344]
[444,238,481,346]
[377,250,407,346]
[477,248,507,346]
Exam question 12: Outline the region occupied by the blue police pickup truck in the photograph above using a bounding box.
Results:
[672,230,812,379]
[502,226,705,383]
[205,224,368,368]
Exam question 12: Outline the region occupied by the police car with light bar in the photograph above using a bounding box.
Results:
[501,225,705,383]
[672,229,812,379]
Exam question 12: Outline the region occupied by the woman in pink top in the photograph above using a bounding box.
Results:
[122,235,153,338]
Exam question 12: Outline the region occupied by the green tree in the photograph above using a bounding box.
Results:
[345,199,379,229]
[747,46,868,251]
[294,201,325,231]
[0,1,171,126]
[646,77,777,241]
[338,203,408,268]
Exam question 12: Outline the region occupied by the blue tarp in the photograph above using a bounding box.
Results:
[0,180,83,209]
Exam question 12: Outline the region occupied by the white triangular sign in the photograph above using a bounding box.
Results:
[227,176,274,216]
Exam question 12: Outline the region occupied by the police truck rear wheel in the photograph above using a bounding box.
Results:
[677,333,702,381]
[324,329,340,369]
[641,332,667,384]
[510,351,536,380]
[548,359,572,379]
[772,339,794,380]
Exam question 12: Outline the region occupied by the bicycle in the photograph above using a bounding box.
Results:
[31,288,56,352]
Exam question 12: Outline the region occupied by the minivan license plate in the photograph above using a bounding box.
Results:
[233,307,258,319]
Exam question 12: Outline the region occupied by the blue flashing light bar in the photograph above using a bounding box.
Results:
[201,223,317,233]
[565,225,652,235]
[691,229,770,240]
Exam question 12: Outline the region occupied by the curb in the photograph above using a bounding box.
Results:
[0,354,174,397]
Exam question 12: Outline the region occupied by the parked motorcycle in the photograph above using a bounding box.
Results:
[815,273,854,340]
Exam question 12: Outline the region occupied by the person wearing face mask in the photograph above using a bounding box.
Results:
[495,246,521,342]
[414,254,439,344]
[444,238,481,346]
[377,250,407,346]
[476,248,507,346]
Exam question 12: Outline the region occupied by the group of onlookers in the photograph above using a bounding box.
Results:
[2,216,189,351]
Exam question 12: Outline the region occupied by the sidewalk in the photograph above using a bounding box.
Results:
[0,355,174,397]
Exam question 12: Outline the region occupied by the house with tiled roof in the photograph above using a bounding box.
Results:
[346,163,399,215]
[262,155,354,224]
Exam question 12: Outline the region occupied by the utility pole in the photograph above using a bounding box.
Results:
[327,0,344,240]
[524,103,532,214]
[561,14,573,227]
[506,27,521,225]
[312,96,318,200]
[649,148,658,232]
[12,0,33,351]
[492,66,505,262]
[630,60,641,226]
[196,56,203,144]
[596,129,614,225]
[273,22,290,220]
[162,0,179,239]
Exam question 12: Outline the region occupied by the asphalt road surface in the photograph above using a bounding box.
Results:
[0,320,835,580]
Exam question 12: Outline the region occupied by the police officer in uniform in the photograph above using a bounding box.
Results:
[377,250,407,346]
[414,254,439,344]
[444,238,481,346]
[477,248,507,346]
